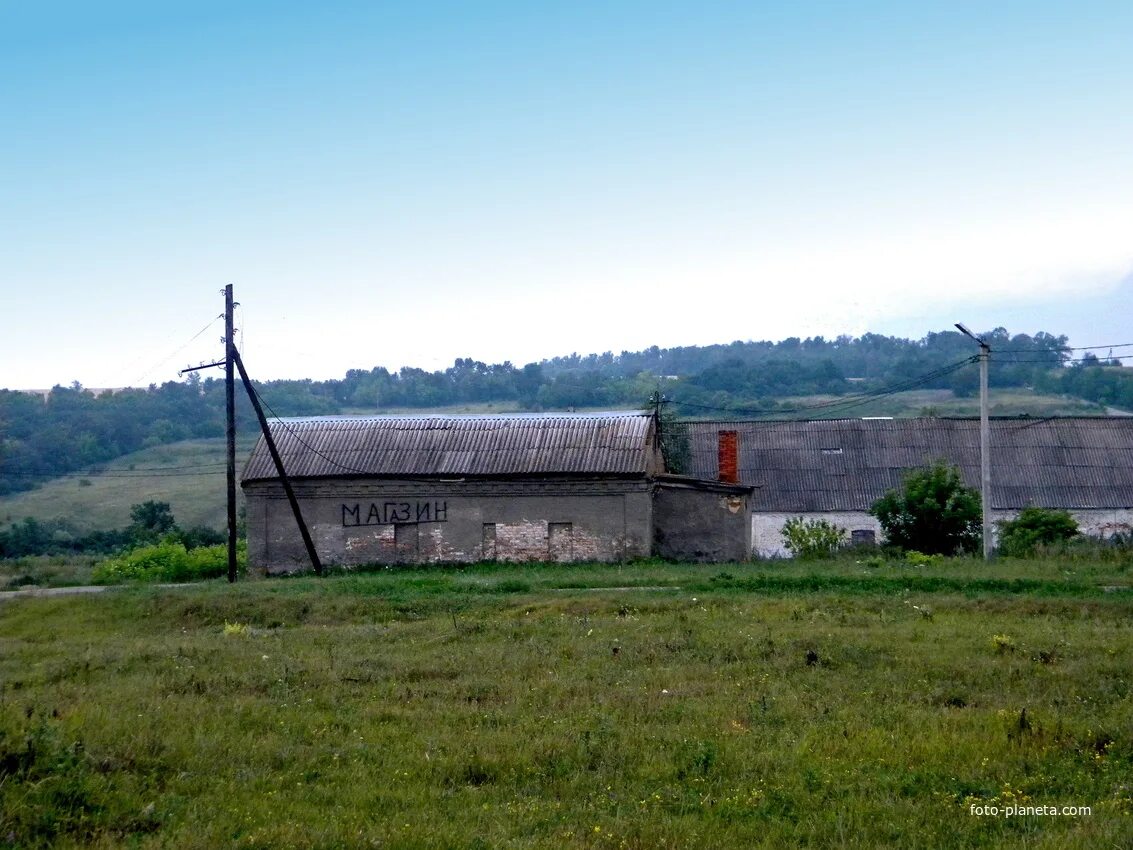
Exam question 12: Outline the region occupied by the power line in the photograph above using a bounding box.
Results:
[1058,342,1133,352]
[247,383,374,476]
[125,314,225,387]
[5,464,230,479]
[998,355,1132,365]
[996,342,1133,354]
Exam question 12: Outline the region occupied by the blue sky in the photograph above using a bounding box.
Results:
[3,1,1132,388]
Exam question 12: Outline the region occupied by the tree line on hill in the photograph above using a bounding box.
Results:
[2,328,1130,498]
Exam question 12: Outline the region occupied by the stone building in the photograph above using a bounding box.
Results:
[684,417,1133,557]
[241,411,751,572]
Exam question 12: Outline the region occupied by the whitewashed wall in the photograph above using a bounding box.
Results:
[752,509,1133,558]
[753,512,881,558]
[1068,509,1133,540]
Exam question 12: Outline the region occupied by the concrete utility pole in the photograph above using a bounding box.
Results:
[956,323,992,561]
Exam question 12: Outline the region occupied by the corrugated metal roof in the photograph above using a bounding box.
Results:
[241,411,658,481]
[685,417,1133,511]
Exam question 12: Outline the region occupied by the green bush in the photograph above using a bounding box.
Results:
[127,500,177,545]
[997,506,1079,557]
[781,517,846,560]
[1048,533,1133,564]
[904,550,944,567]
[176,524,226,549]
[92,541,244,584]
[869,461,982,556]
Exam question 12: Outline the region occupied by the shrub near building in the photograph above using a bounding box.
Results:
[781,517,846,559]
[92,541,243,583]
[869,461,982,556]
[997,506,1079,557]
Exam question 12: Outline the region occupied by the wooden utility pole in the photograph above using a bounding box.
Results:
[224,285,238,583]
[180,288,239,581]
[182,286,322,578]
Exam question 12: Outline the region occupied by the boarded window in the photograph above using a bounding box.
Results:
[548,522,573,562]
[851,529,876,546]
[482,523,497,561]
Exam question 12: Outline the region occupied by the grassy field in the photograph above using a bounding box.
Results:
[0,555,105,590]
[0,438,257,534]
[780,389,1108,419]
[1,557,1130,848]
[342,391,1111,420]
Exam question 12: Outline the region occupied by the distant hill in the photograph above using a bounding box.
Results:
[3,328,1132,505]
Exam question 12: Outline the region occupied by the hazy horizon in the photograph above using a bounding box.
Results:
[4,2,1132,389]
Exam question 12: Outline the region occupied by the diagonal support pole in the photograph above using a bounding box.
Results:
[232,348,323,575]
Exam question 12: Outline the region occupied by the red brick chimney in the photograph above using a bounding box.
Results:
[718,430,738,484]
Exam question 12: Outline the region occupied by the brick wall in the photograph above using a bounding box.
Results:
[244,476,652,573]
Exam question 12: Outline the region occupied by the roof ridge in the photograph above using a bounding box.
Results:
[272,410,650,424]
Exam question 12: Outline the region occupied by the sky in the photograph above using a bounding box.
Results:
[3,0,1133,390]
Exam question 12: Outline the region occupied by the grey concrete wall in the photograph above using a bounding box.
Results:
[244,477,654,573]
[652,482,751,563]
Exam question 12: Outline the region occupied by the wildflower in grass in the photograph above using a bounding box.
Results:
[223,620,250,637]
[991,634,1016,653]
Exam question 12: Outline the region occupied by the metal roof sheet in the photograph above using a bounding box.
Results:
[685,417,1133,511]
[241,411,658,481]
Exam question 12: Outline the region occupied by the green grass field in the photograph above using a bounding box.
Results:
[2,558,1130,848]
[780,389,1107,419]
[0,438,256,534]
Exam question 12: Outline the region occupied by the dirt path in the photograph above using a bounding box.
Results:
[0,583,200,602]
[0,585,111,601]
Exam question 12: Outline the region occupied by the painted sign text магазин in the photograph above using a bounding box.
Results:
[341,501,449,527]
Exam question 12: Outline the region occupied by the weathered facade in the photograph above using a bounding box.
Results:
[242,412,751,572]
[684,417,1133,557]
[652,475,752,562]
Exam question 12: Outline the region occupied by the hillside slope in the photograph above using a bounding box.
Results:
[0,438,255,533]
